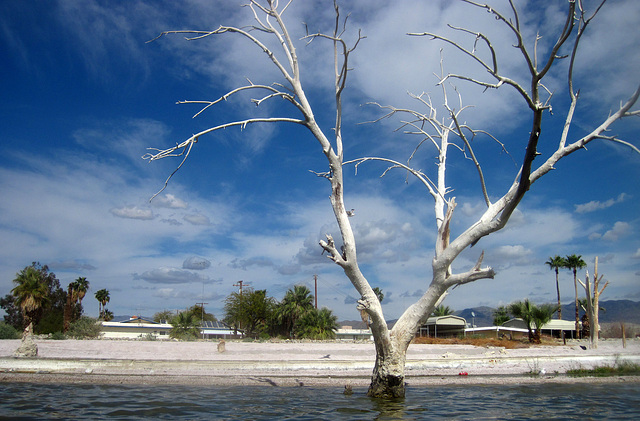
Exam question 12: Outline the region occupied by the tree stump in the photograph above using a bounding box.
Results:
[14,323,38,358]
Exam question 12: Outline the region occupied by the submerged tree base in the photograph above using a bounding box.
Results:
[367,373,406,398]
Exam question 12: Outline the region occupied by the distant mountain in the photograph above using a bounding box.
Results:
[455,306,495,327]
[337,320,368,329]
[560,300,640,324]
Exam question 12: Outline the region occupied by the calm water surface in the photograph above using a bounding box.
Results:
[0,382,639,420]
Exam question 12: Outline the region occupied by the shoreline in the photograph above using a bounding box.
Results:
[1,338,639,387]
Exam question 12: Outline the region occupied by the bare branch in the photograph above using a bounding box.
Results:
[532,84,640,184]
[344,157,441,201]
[446,104,491,206]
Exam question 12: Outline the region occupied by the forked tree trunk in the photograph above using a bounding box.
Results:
[367,337,408,398]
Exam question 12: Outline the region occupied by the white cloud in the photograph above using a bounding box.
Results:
[602,221,631,242]
[488,245,534,268]
[110,206,154,220]
[153,194,188,209]
[134,267,211,284]
[49,260,97,271]
[575,193,628,214]
[184,213,211,226]
[182,256,211,270]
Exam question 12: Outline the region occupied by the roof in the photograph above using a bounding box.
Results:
[115,315,158,324]
[200,321,230,329]
[503,318,577,330]
[424,315,467,327]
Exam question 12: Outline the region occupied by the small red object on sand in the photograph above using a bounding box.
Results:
[458,372,468,376]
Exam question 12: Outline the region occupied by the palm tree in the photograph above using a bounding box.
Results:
[295,307,339,339]
[94,289,110,320]
[432,305,453,317]
[492,306,510,326]
[102,309,114,322]
[373,287,384,303]
[565,254,587,337]
[170,312,200,340]
[74,277,89,306]
[509,300,558,343]
[545,256,566,319]
[63,281,75,332]
[277,285,314,338]
[508,300,536,342]
[11,266,50,334]
[530,304,558,343]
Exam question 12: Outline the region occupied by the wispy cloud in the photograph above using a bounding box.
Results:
[575,193,628,214]
[49,260,97,272]
[110,206,154,220]
[133,267,214,285]
[184,213,211,226]
[153,194,188,209]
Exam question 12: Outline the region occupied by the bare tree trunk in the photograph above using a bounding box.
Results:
[579,257,609,349]
[574,270,580,338]
[367,336,407,398]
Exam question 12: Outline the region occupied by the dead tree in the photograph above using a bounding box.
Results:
[144,0,639,397]
[579,256,609,349]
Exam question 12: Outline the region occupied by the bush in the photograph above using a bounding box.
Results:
[67,316,102,339]
[0,322,20,339]
[50,331,66,340]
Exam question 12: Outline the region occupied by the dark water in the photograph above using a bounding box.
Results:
[1,382,639,420]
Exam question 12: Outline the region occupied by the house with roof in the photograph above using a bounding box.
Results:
[101,316,172,340]
[502,318,578,339]
[100,316,237,340]
[417,315,468,338]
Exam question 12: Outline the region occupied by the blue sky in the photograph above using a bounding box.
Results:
[1,0,639,322]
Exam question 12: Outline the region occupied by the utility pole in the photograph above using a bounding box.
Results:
[233,280,250,296]
[196,302,208,339]
[196,302,208,320]
[314,274,318,309]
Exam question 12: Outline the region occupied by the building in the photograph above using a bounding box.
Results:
[101,316,172,340]
[101,316,237,340]
[336,326,373,341]
[417,315,467,338]
[503,318,578,339]
[200,320,241,339]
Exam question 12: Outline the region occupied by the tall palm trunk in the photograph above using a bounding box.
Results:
[63,284,73,332]
[573,268,579,338]
[555,268,562,319]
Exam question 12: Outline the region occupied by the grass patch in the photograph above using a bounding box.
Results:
[567,360,640,377]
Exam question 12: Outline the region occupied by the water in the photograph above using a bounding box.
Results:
[1,382,639,420]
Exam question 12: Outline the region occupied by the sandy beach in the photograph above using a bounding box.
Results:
[1,338,639,387]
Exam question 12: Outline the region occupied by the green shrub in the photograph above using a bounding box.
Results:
[0,322,21,339]
[50,331,66,340]
[67,316,102,339]
[567,360,640,377]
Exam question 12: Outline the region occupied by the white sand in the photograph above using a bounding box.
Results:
[1,338,639,387]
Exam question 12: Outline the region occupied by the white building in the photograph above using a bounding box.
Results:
[101,316,237,340]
